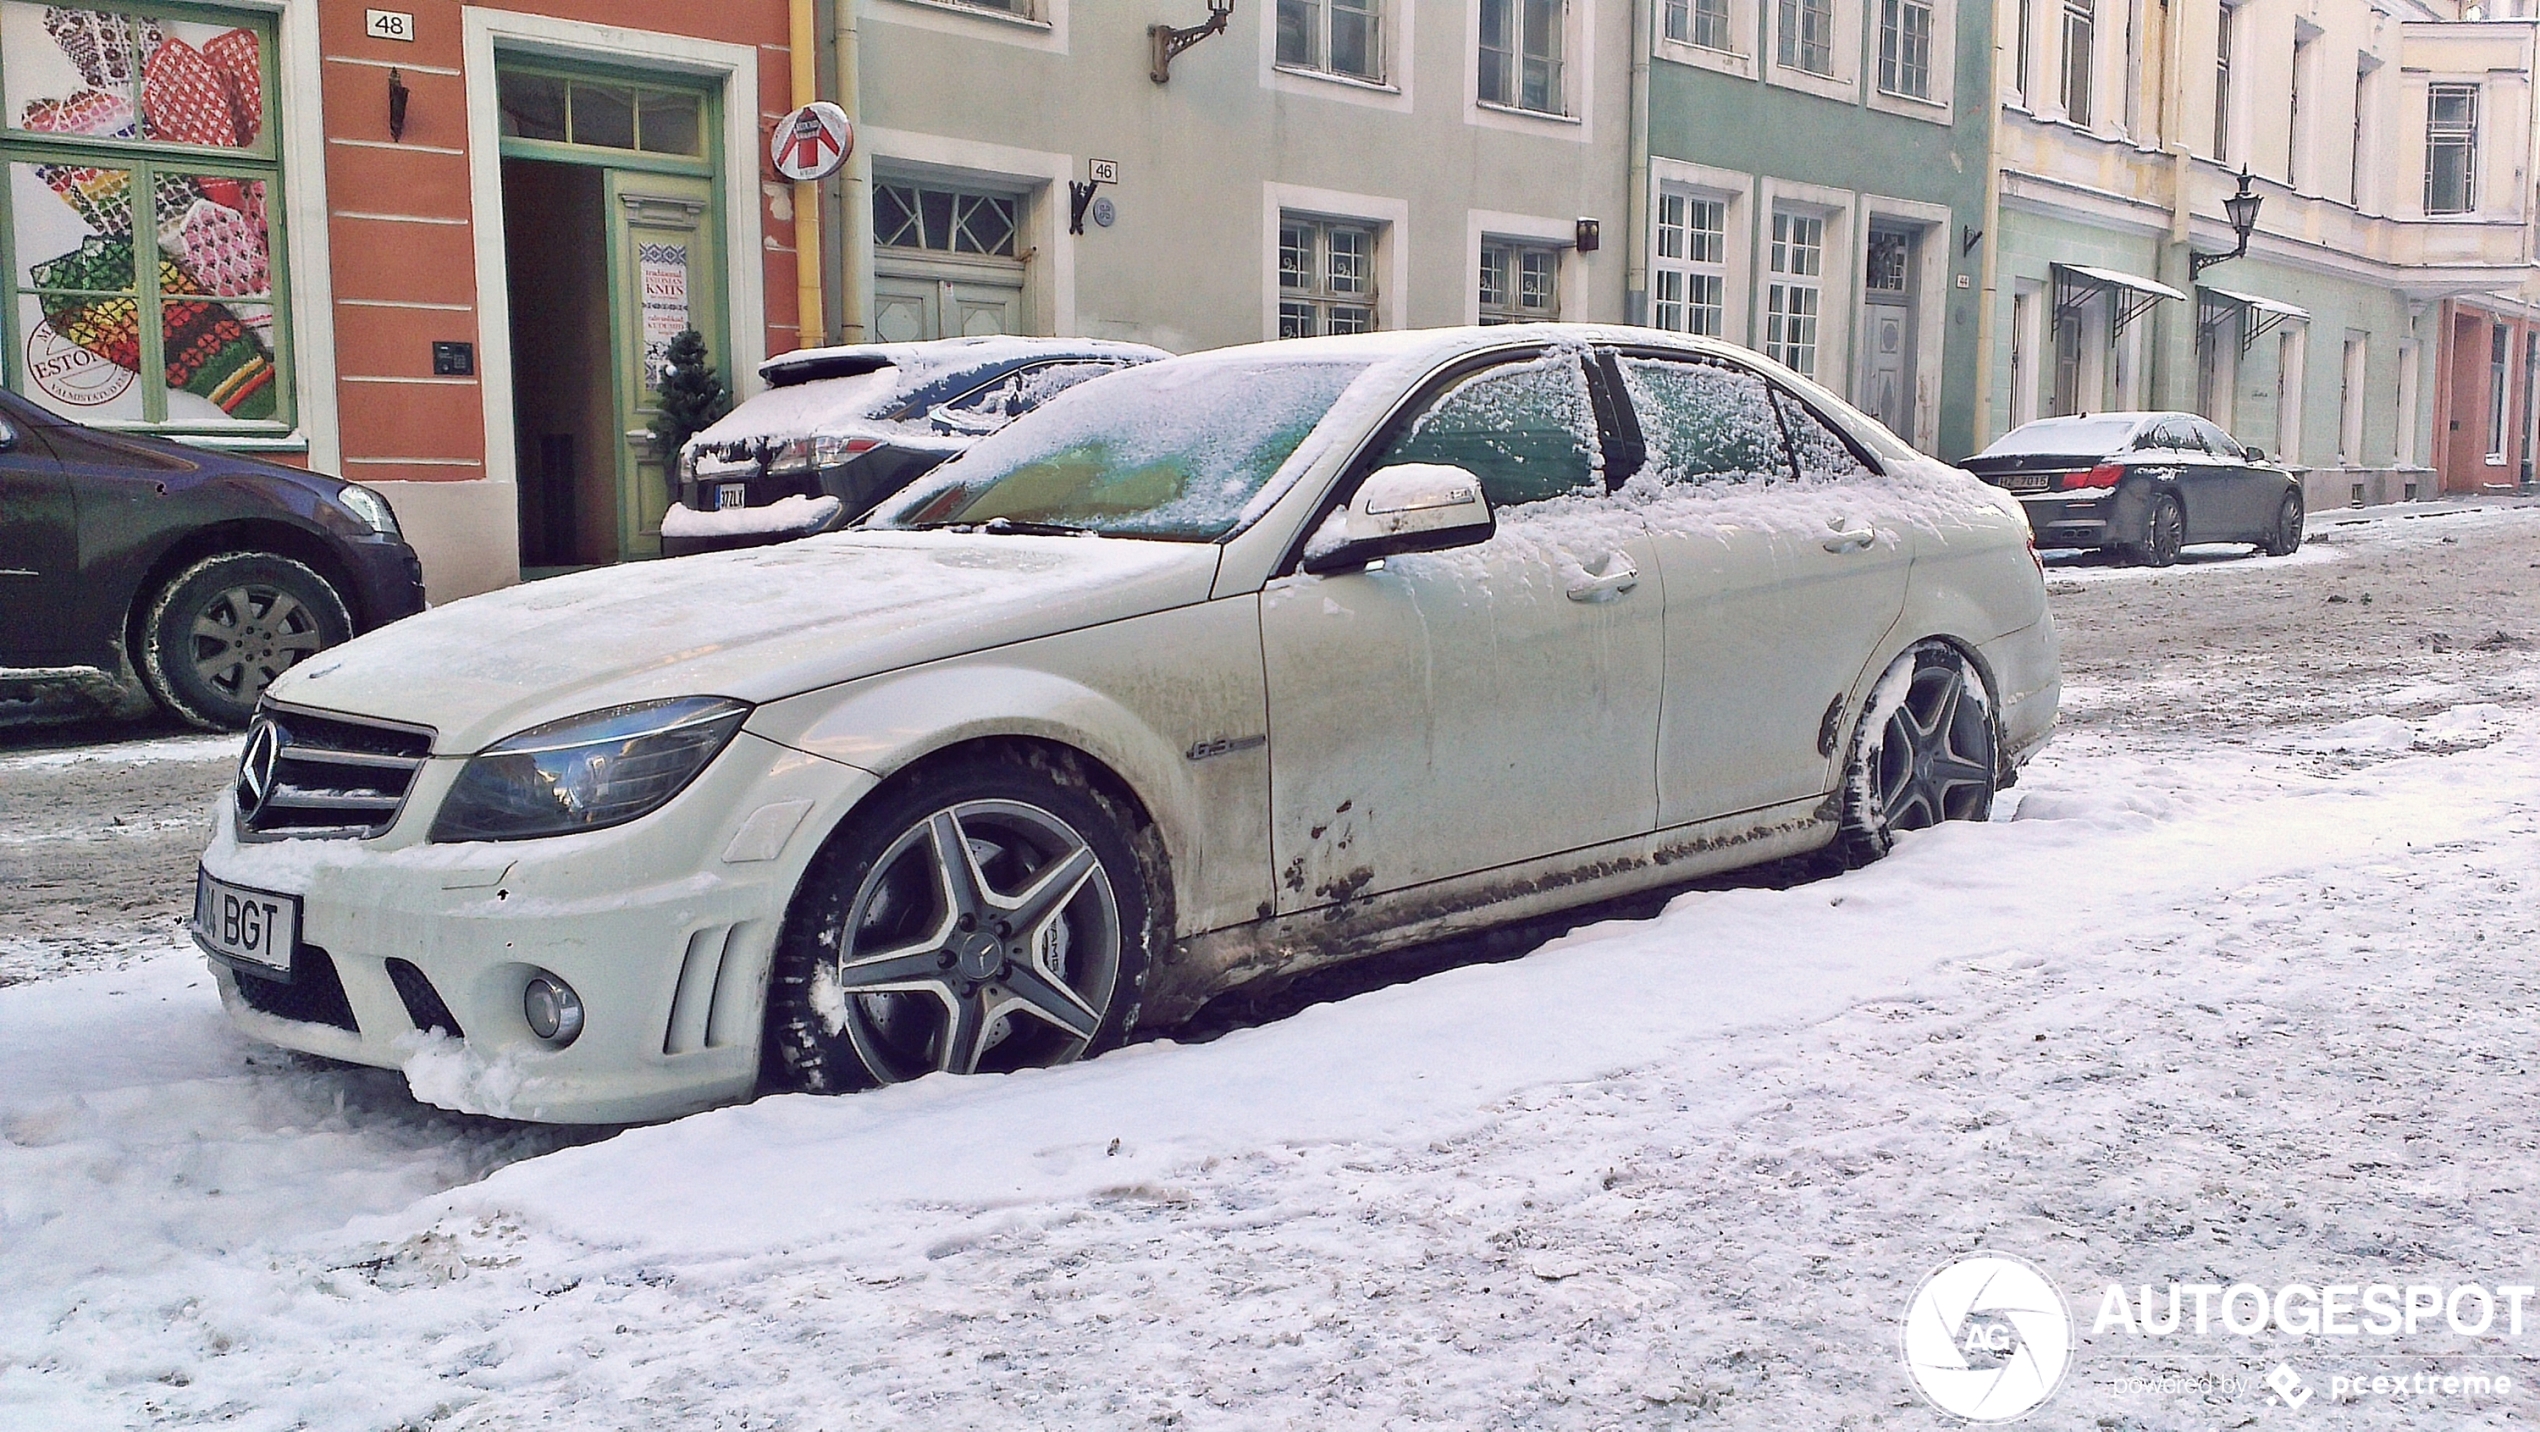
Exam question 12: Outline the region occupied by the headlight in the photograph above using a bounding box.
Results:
[337,483,402,538]
[429,696,750,843]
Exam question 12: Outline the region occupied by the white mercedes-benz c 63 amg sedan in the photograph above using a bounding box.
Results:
[193,326,2059,1123]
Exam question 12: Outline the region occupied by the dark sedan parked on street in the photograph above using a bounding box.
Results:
[664,336,1167,557]
[0,390,426,729]
[1963,411,2304,566]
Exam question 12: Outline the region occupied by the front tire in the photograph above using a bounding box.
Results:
[2257,492,2304,557]
[1837,642,1998,867]
[137,553,353,730]
[763,747,1165,1093]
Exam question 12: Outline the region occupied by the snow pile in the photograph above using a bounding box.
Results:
[2295,702,2505,754]
[0,733,238,773]
[658,493,841,540]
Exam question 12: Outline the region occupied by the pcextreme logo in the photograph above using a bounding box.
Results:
[1902,1254,2075,1422]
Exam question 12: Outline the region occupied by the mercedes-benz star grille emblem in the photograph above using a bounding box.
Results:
[235,718,284,824]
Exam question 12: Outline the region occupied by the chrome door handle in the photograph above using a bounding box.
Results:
[1822,528,1877,553]
[1566,552,1641,602]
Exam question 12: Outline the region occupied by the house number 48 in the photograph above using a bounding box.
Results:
[366,9,415,41]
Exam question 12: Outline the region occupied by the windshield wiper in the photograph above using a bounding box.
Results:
[906,516,1101,538]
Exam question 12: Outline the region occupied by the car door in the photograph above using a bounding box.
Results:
[2189,418,2273,537]
[1257,350,1663,911]
[1611,353,1913,824]
[0,411,77,664]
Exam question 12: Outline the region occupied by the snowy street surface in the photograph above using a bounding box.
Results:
[5,502,2540,1430]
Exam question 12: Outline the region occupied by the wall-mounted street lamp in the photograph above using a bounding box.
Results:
[1150,0,1235,84]
[2189,169,2264,280]
[387,68,410,142]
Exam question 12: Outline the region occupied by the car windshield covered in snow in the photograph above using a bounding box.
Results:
[870,356,1370,540]
[1975,414,2148,458]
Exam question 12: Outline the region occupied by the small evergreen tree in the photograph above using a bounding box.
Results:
[648,328,731,465]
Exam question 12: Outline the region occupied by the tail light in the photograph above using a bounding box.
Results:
[812,435,883,468]
[2059,463,2124,492]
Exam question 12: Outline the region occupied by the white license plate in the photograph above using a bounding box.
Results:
[716,483,748,511]
[191,868,299,979]
[2002,473,2051,494]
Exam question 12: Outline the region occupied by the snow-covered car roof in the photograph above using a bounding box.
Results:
[689,336,1171,455]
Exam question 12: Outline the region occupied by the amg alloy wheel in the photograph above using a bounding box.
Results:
[1838,642,1998,866]
[765,750,1162,1091]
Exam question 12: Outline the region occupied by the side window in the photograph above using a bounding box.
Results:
[2130,424,2166,451]
[1376,354,1601,509]
[2191,419,2242,459]
[1614,356,1786,483]
[1772,389,1875,481]
[1010,360,1123,411]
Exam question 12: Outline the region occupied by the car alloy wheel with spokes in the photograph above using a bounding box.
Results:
[765,749,1162,1091]
[2260,492,2305,557]
[1838,642,1997,865]
[2131,494,2186,568]
[139,552,354,730]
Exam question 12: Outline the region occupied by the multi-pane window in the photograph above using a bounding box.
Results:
[1764,211,1823,377]
[2,4,287,428]
[1878,0,1934,98]
[2286,36,2310,189]
[1278,216,1378,337]
[2350,67,2370,207]
[1865,230,1910,293]
[2060,0,2094,124]
[1478,240,1559,324]
[498,72,703,155]
[1777,0,1834,74]
[2015,0,2034,102]
[1480,0,1567,114]
[1663,0,1734,50]
[2212,3,2234,157]
[2425,84,2479,216]
[874,182,1020,257]
[1277,0,1382,81]
[1651,190,1727,336]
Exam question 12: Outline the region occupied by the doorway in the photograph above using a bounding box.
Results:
[1860,225,1919,439]
[497,65,724,569]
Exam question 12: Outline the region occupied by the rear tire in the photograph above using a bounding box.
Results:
[137,553,352,730]
[2123,493,2186,568]
[763,746,1166,1093]
[1837,642,1998,867]
[2257,492,2305,557]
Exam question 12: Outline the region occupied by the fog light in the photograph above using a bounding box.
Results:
[523,974,584,1046]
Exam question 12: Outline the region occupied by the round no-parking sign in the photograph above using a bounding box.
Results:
[770,102,853,182]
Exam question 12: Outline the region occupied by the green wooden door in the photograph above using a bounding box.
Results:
[605,171,720,560]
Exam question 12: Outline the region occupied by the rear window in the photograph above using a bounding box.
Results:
[1976,415,2145,458]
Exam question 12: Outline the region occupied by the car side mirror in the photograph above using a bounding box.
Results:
[1301,463,1495,576]
[2244,446,2267,463]
[928,402,1007,437]
[0,419,16,452]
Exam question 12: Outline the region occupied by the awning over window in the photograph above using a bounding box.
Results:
[2052,264,2187,340]
[2199,286,2309,354]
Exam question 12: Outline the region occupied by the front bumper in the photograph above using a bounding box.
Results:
[200,730,877,1123]
[342,535,430,628]
[1979,611,2061,777]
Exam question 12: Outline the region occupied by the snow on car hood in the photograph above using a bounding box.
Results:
[264,532,1222,754]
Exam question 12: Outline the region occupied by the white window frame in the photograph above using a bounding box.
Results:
[1853,197,1950,450]
[2337,333,2368,465]
[864,128,1076,338]
[2008,280,2045,428]
[1262,184,1408,339]
[2486,322,2511,462]
[2211,0,2242,165]
[2287,25,2319,192]
[2350,58,2380,212]
[2395,337,2422,467]
[1465,0,1597,142]
[1268,0,1411,107]
[876,0,1070,51]
[1466,210,1579,324]
[2423,81,2481,218]
[2057,0,2096,127]
[1754,181,1852,383]
[1763,0,1857,101]
[1647,159,1751,340]
[2274,326,2305,466]
[1868,0,1957,122]
[1655,0,1758,79]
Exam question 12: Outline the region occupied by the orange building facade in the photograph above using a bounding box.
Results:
[1,1,809,599]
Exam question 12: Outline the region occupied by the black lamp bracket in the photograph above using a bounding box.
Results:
[387,67,410,143]
[1150,0,1235,84]
[1069,178,1103,235]
[2189,168,2262,280]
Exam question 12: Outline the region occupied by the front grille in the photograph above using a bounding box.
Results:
[385,958,463,1038]
[240,703,434,840]
[233,943,360,1032]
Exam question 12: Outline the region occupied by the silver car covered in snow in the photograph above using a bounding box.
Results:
[192,326,2058,1122]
